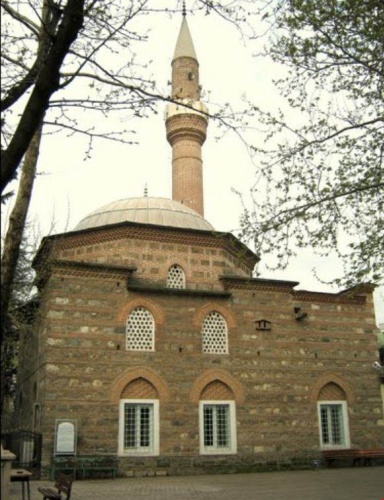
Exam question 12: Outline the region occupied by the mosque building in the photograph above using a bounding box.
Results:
[15,11,383,477]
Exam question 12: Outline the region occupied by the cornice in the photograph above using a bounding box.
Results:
[220,275,299,292]
[33,221,259,270]
[35,259,137,288]
[292,290,367,305]
[220,276,371,304]
[127,283,231,299]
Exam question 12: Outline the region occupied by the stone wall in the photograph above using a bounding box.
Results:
[16,227,383,476]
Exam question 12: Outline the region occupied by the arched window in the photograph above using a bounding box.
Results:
[202,312,228,354]
[199,381,236,454]
[200,401,236,454]
[126,307,155,351]
[118,378,159,456]
[166,264,186,289]
[119,400,158,455]
[317,382,350,449]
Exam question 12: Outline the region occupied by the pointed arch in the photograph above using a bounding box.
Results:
[161,257,191,284]
[193,302,236,328]
[110,367,169,404]
[200,380,234,400]
[310,373,354,403]
[166,263,186,289]
[117,298,165,325]
[190,369,245,404]
[120,378,158,399]
[318,382,346,401]
[201,310,228,354]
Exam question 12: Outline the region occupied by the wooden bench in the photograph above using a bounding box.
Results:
[50,456,118,480]
[322,449,359,467]
[354,448,384,466]
[38,473,73,500]
[79,456,118,479]
[322,448,384,467]
[49,458,77,481]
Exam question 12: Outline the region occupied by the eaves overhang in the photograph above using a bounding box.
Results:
[33,220,259,272]
[127,283,231,299]
[34,259,137,288]
[220,275,299,291]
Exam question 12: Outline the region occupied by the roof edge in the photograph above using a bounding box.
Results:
[33,219,259,270]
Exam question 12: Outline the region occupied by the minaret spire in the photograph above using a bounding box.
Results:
[165,14,209,216]
[182,1,186,17]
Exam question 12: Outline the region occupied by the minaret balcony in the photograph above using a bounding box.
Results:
[165,99,208,121]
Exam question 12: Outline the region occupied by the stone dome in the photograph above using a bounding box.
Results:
[74,197,214,232]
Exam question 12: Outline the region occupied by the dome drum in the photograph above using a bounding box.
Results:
[74,197,214,232]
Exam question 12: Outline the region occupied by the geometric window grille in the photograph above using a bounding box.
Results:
[202,312,228,354]
[203,404,230,449]
[199,400,237,454]
[126,307,155,351]
[319,403,347,447]
[123,403,153,452]
[317,400,350,449]
[166,264,186,289]
[118,399,159,456]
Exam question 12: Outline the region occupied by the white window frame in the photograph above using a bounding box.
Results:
[199,400,237,455]
[317,401,350,449]
[118,399,159,456]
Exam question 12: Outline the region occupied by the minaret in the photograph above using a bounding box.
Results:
[165,8,208,216]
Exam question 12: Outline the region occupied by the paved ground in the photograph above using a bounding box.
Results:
[10,466,384,500]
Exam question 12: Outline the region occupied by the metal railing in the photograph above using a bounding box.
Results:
[1,430,42,476]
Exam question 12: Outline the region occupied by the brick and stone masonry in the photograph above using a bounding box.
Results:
[15,223,383,476]
[12,13,383,478]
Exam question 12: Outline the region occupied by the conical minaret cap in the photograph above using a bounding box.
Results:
[172,16,197,61]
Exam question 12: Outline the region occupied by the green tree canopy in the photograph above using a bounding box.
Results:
[238,0,384,287]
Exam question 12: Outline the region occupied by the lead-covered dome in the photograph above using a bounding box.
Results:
[74,197,214,231]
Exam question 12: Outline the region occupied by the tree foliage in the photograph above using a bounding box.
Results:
[238,0,384,287]
[0,0,256,329]
[1,0,256,194]
[4,0,382,290]
[1,227,37,407]
[0,0,257,407]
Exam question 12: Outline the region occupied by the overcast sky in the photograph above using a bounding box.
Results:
[3,6,383,325]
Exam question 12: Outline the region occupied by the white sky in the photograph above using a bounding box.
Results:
[3,8,383,326]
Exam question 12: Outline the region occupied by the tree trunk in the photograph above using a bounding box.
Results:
[0,121,43,411]
[0,0,84,193]
[1,122,43,338]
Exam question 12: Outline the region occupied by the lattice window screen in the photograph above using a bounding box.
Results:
[166,264,186,289]
[202,312,228,354]
[126,307,155,351]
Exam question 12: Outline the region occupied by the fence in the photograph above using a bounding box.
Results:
[1,430,42,477]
